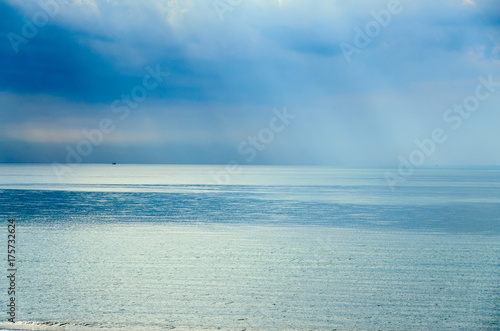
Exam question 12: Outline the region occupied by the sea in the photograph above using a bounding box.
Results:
[0,164,498,330]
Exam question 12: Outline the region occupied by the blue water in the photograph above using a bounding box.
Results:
[0,164,499,330]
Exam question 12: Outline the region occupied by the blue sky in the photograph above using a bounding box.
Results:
[0,0,499,165]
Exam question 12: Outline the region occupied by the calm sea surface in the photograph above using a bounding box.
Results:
[0,164,499,330]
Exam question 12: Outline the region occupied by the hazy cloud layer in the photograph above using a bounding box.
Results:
[0,0,499,165]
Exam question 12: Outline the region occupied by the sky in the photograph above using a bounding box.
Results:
[0,0,499,166]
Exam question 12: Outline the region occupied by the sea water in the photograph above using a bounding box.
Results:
[0,164,498,330]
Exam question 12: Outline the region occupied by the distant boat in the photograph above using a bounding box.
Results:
[112,162,117,165]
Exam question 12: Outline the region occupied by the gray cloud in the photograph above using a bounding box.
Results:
[1,0,499,165]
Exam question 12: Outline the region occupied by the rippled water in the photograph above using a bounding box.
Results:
[0,164,499,330]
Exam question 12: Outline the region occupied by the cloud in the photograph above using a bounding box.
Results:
[1,0,499,165]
